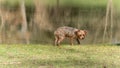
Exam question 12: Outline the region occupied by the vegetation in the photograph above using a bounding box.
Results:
[0,0,120,68]
[0,44,120,68]
[1,0,120,8]
[0,0,120,44]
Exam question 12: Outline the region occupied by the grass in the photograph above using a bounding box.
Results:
[1,0,119,7]
[0,44,120,68]
[1,0,120,12]
[47,0,107,7]
[1,0,120,14]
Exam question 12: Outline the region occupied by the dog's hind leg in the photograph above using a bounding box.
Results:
[55,36,58,46]
[70,38,74,45]
[57,37,64,46]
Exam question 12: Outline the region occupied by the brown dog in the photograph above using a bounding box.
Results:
[54,26,87,46]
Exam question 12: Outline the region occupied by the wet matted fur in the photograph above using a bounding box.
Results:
[54,26,87,46]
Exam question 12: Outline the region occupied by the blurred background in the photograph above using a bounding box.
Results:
[0,0,120,44]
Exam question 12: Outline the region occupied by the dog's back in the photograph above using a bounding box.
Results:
[54,26,78,37]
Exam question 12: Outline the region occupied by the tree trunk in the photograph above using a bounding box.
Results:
[103,0,110,43]
[20,0,29,44]
[34,0,52,30]
[103,0,113,43]
[110,0,113,43]
[0,2,5,43]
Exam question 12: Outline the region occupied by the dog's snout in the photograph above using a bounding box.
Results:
[81,37,84,39]
[80,36,85,40]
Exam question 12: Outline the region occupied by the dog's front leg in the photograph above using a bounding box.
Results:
[76,38,80,44]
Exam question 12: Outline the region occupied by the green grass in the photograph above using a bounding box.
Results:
[1,0,119,7]
[47,0,107,7]
[0,44,120,68]
[1,0,120,12]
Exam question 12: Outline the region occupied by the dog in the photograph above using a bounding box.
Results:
[54,26,87,46]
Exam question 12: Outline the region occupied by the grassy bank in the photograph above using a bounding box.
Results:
[0,44,120,68]
[1,0,119,7]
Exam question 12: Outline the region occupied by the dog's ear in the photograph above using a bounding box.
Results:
[74,30,81,35]
[74,30,78,35]
[84,30,87,35]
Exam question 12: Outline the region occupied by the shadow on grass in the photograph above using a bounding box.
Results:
[62,48,80,53]
[112,42,120,46]
[115,44,120,46]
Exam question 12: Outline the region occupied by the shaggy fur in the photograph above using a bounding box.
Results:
[54,26,87,46]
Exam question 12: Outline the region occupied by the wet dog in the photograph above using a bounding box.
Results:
[54,26,87,46]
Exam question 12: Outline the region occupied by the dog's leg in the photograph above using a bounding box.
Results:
[76,38,80,44]
[54,36,58,46]
[70,38,74,45]
[57,37,64,46]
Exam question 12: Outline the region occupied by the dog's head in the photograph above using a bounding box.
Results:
[75,30,87,40]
